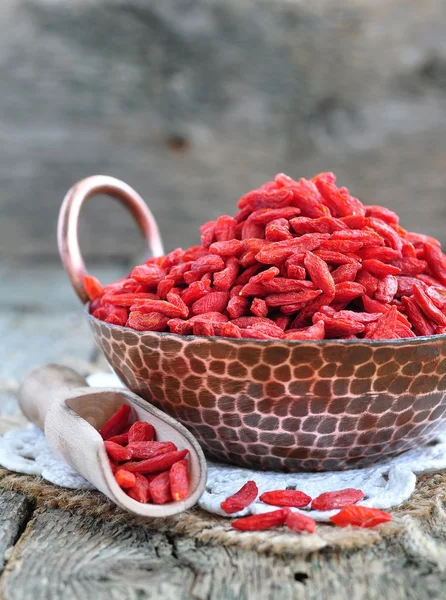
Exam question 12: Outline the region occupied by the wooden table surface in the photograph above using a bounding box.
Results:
[1,264,446,600]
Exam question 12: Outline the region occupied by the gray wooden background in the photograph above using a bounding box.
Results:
[2,0,446,267]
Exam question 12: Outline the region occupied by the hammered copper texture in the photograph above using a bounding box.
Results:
[88,315,446,472]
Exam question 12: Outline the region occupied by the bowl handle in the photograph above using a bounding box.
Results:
[57,175,164,303]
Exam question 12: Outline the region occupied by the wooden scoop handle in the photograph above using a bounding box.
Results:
[18,364,87,429]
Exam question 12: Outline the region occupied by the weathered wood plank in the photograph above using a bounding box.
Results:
[2,0,446,263]
[0,491,31,573]
[2,507,446,600]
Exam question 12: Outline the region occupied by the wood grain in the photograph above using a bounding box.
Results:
[0,491,31,572]
[1,507,446,600]
[2,0,446,263]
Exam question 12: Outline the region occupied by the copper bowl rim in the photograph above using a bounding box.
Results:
[86,305,446,348]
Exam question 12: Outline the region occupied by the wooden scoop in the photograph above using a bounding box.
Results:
[18,364,207,517]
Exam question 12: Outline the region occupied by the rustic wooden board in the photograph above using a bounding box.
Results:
[1,506,446,600]
[0,491,31,572]
[2,0,446,263]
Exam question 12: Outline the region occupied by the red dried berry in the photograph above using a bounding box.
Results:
[107,432,129,445]
[259,490,311,508]
[149,471,173,504]
[169,459,190,501]
[311,488,365,511]
[127,311,170,331]
[285,511,316,534]
[115,469,137,489]
[304,251,335,296]
[100,404,132,440]
[232,508,289,531]
[191,291,230,315]
[330,506,392,528]
[84,274,104,301]
[127,473,151,503]
[128,441,177,460]
[221,480,259,514]
[104,441,132,462]
[122,449,189,473]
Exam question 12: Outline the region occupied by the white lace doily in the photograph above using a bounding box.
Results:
[1,372,446,522]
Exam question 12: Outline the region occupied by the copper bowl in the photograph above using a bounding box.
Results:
[59,176,446,472]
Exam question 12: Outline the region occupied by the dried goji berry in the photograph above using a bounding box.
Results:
[262,279,315,293]
[425,286,446,309]
[239,281,269,297]
[265,219,292,241]
[285,510,316,534]
[102,292,158,307]
[265,289,322,308]
[331,263,361,284]
[127,473,151,503]
[115,469,137,489]
[167,318,193,335]
[357,247,401,262]
[248,206,301,224]
[215,215,237,241]
[107,432,129,445]
[330,505,392,528]
[362,259,401,277]
[304,251,335,296]
[131,264,165,286]
[193,321,215,336]
[129,441,177,460]
[320,239,363,253]
[334,282,366,303]
[314,250,359,265]
[221,481,259,514]
[191,291,230,315]
[251,298,268,318]
[148,471,172,504]
[227,296,250,319]
[104,441,132,462]
[424,241,446,285]
[157,278,175,300]
[282,320,325,340]
[232,508,289,531]
[312,488,365,511]
[84,274,104,301]
[391,258,427,276]
[127,311,170,331]
[122,449,189,473]
[287,180,329,217]
[100,404,132,440]
[169,460,190,501]
[209,239,244,256]
[375,275,398,303]
[214,257,239,291]
[189,312,228,324]
[259,490,311,508]
[322,317,365,338]
[215,322,242,338]
[401,296,436,336]
[412,284,446,326]
[200,221,216,248]
[367,217,403,252]
[365,205,399,227]
[128,422,156,444]
[365,305,399,340]
[289,216,346,235]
